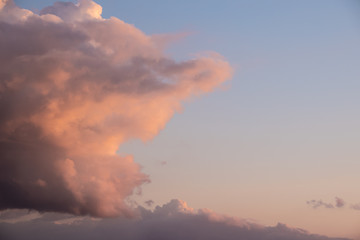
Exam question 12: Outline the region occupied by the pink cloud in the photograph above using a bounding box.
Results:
[0,0,232,217]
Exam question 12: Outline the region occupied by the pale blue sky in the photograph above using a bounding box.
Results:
[14,0,360,238]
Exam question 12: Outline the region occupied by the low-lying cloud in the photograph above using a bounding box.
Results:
[0,199,349,240]
[0,0,232,217]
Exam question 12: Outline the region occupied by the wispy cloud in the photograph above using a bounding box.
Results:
[307,197,352,210]
[350,203,360,211]
[307,200,334,209]
[0,209,42,224]
[0,0,232,217]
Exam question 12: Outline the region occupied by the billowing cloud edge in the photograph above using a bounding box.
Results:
[0,0,232,217]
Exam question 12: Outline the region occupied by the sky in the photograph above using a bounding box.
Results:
[1,0,360,239]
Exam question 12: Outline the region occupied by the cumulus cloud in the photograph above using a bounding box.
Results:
[0,199,349,240]
[0,0,232,217]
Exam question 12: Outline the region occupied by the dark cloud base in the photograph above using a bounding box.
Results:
[0,200,350,240]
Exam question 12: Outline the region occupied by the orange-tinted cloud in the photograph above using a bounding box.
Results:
[0,0,232,217]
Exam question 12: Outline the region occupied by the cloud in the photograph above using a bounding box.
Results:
[53,216,87,225]
[307,200,334,209]
[144,200,154,207]
[306,197,360,212]
[350,204,360,211]
[0,209,42,224]
[0,200,349,240]
[0,0,232,217]
[306,197,346,209]
[335,197,345,208]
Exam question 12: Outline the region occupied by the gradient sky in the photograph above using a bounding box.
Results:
[8,0,360,239]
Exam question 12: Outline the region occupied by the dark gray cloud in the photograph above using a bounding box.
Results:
[0,199,350,240]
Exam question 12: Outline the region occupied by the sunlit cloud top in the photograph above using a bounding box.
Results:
[0,0,232,217]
